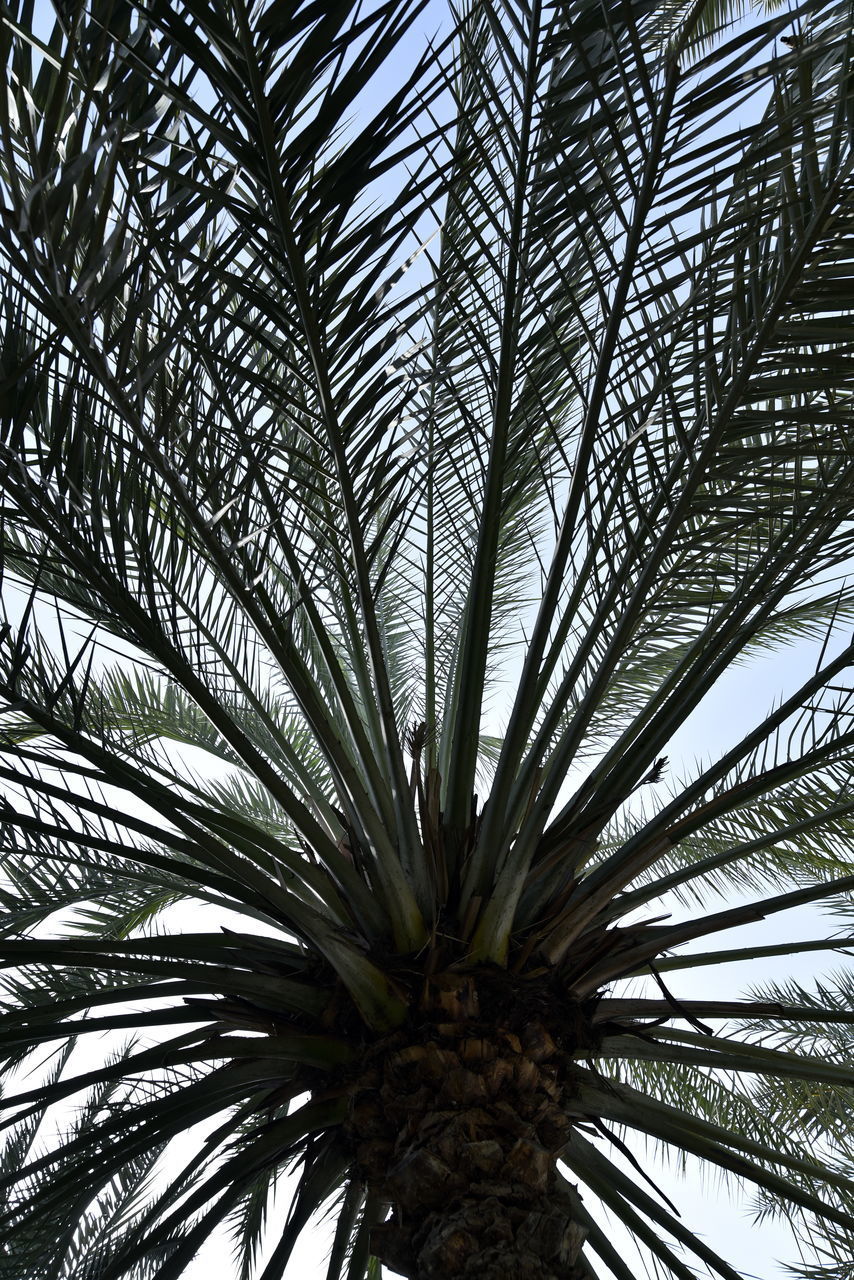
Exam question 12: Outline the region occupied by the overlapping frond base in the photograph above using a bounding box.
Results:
[329,970,595,1278]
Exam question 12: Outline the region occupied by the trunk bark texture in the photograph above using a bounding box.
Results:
[344,974,594,1278]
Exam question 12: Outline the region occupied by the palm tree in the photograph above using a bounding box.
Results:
[1,0,854,1275]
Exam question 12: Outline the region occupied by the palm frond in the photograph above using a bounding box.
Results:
[2,0,854,1276]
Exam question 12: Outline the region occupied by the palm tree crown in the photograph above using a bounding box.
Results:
[1,0,854,1276]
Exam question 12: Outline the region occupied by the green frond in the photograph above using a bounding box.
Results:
[2,0,854,1275]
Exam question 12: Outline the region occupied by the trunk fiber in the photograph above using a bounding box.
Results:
[346,977,592,1278]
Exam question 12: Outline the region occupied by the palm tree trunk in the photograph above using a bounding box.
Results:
[370,1149,587,1278]
[345,975,593,1278]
